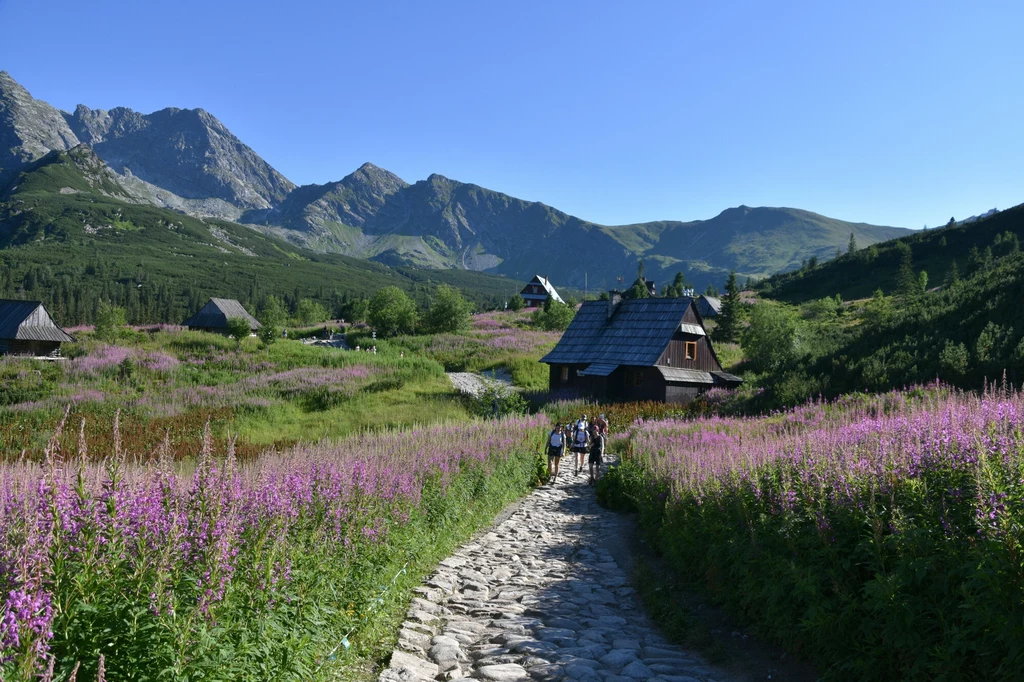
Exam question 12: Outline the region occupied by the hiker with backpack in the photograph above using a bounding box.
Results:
[572,416,590,476]
[547,423,566,484]
[588,423,605,485]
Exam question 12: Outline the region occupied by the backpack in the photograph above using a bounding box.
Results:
[549,431,563,447]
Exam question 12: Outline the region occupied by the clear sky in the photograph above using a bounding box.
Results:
[1,0,1021,228]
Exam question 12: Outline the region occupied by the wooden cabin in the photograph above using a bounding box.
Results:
[541,294,741,403]
[520,275,564,309]
[697,295,722,318]
[0,300,75,357]
[182,298,262,334]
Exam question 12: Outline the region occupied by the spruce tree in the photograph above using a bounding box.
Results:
[848,231,858,254]
[895,243,919,298]
[945,260,960,287]
[713,270,741,343]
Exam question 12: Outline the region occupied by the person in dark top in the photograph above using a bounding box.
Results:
[571,419,591,476]
[588,425,605,486]
[547,423,566,484]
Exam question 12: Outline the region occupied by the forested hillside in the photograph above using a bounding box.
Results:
[741,203,1024,406]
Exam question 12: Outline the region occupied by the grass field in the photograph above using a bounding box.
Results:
[0,327,472,460]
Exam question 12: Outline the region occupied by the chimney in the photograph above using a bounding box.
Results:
[607,291,622,321]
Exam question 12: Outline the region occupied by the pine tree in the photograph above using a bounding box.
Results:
[713,270,741,343]
[848,231,857,254]
[895,243,919,298]
[945,260,960,287]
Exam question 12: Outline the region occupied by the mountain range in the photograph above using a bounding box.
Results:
[1,70,912,290]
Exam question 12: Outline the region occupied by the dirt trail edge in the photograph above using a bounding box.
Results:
[378,464,741,682]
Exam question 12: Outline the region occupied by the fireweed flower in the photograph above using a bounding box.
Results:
[0,414,545,673]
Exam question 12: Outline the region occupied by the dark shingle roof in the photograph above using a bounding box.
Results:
[578,363,618,377]
[697,295,722,316]
[182,298,262,331]
[541,298,694,367]
[0,300,75,343]
[711,370,743,385]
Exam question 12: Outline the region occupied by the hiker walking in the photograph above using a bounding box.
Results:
[588,424,605,485]
[546,423,566,484]
[571,415,590,476]
[595,413,609,436]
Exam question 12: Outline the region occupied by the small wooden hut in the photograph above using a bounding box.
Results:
[0,300,75,357]
[696,295,722,318]
[182,298,262,334]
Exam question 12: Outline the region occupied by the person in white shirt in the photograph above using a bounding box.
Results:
[546,423,566,484]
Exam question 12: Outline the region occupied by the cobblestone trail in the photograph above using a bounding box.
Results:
[379,469,734,682]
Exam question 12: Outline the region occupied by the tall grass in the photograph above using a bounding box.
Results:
[0,414,548,680]
[610,383,1024,680]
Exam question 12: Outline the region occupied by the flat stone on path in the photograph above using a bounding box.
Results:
[377,458,733,682]
[476,663,529,680]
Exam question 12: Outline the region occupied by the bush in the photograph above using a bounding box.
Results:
[741,304,796,373]
[94,300,126,340]
[531,299,575,331]
[470,386,529,419]
[368,286,418,337]
[423,284,472,334]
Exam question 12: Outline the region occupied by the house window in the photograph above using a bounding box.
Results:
[633,370,644,386]
[560,366,569,382]
[685,341,697,360]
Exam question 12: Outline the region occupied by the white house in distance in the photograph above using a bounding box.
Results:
[520,275,564,308]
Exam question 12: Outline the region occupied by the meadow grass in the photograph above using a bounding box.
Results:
[382,310,559,390]
[0,328,470,460]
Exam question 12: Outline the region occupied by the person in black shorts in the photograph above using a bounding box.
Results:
[546,423,566,484]
[571,418,590,476]
[588,425,605,485]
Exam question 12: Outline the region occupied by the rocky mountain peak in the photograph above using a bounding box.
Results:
[344,162,408,194]
[0,71,82,188]
[63,102,294,211]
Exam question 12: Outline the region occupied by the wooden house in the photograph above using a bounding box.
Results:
[0,300,75,357]
[541,294,741,403]
[182,298,262,334]
[696,295,722,318]
[520,275,564,308]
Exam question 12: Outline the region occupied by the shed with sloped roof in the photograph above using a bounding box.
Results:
[0,300,75,357]
[182,298,262,334]
[520,275,564,308]
[696,295,722,318]
[541,294,740,403]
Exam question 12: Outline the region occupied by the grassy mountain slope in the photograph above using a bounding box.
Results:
[761,204,1022,303]
[258,167,910,291]
[0,148,518,324]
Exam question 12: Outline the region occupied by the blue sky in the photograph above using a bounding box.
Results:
[1,0,1021,228]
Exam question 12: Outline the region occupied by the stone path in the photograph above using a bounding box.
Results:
[447,372,515,398]
[379,466,733,682]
